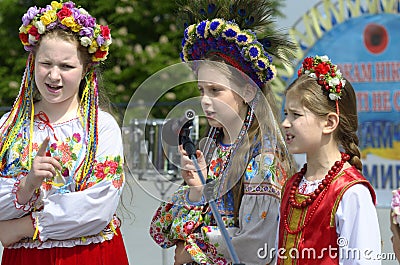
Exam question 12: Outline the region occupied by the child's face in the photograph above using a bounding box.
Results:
[197,64,247,132]
[282,89,326,155]
[34,35,85,109]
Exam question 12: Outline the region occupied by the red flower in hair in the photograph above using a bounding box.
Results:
[302,57,314,70]
[57,6,73,21]
[314,62,331,77]
[100,25,111,40]
[297,69,302,76]
[19,33,29,44]
[27,26,40,40]
[94,49,108,59]
[297,55,346,101]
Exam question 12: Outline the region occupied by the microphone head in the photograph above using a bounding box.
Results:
[184,109,195,120]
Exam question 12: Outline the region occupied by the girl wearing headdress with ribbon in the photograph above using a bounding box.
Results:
[149,1,295,264]
[279,55,381,264]
[0,1,129,264]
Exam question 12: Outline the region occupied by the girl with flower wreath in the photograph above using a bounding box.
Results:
[149,1,295,264]
[0,1,129,264]
[278,55,381,265]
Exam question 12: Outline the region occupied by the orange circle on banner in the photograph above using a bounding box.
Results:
[363,23,388,54]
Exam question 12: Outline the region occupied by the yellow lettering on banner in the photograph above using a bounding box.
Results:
[381,0,398,13]
[323,0,345,24]
[366,0,380,14]
[278,0,399,103]
[288,0,366,63]
[308,8,324,38]
[345,0,362,16]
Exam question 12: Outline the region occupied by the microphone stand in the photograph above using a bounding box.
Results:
[179,124,245,265]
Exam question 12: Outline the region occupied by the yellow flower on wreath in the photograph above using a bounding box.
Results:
[61,17,81,32]
[51,1,63,9]
[41,10,57,26]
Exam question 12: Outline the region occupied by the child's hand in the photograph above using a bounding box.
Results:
[27,137,62,187]
[179,146,207,202]
[0,215,34,247]
[174,241,193,265]
[17,137,61,204]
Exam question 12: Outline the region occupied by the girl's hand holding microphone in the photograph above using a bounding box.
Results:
[179,145,207,203]
[17,137,61,205]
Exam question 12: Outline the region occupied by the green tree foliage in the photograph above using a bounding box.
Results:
[0,0,287,117]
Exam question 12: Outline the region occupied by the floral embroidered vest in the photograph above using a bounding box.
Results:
[278,166,376,265]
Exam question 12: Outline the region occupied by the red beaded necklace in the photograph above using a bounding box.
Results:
[283,152,350,234]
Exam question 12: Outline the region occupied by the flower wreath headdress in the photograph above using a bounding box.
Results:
[178,0,295,88]
[297,55,346,114]
[19,0,112,63]
[0,1,110,189]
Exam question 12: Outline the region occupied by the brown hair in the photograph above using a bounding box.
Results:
[286,74,362,170]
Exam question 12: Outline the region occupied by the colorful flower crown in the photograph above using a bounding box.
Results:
[298,55,346,101]
[180,18,276,88]
[18,1,112,63]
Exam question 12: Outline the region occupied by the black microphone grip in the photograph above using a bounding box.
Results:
[162,109,195,146]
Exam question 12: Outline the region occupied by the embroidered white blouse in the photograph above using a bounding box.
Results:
[0,110,125,248]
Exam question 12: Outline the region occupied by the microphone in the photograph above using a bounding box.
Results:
[162,109,195,146]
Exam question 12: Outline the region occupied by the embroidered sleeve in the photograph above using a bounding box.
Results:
[149,185,205,249]
[34,111,125,242]
[0,112,42,220]
[12,172,41,212]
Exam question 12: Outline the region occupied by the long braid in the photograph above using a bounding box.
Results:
[339,128,363,171]
[336,78,362,171]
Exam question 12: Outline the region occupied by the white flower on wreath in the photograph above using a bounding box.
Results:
[80,36,92,47]
[329,93,341,101]
[34,20,46,34]
[329,77,341,87]
[28,34,38,45]
[319,55,330,62]
[78,8,89,15]
[308,72,316,78]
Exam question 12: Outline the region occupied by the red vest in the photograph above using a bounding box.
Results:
[278,166,376,265]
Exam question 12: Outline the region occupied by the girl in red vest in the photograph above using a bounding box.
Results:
[279,55,381,264]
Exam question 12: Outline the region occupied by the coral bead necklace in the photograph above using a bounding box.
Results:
[283,152,350,234]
